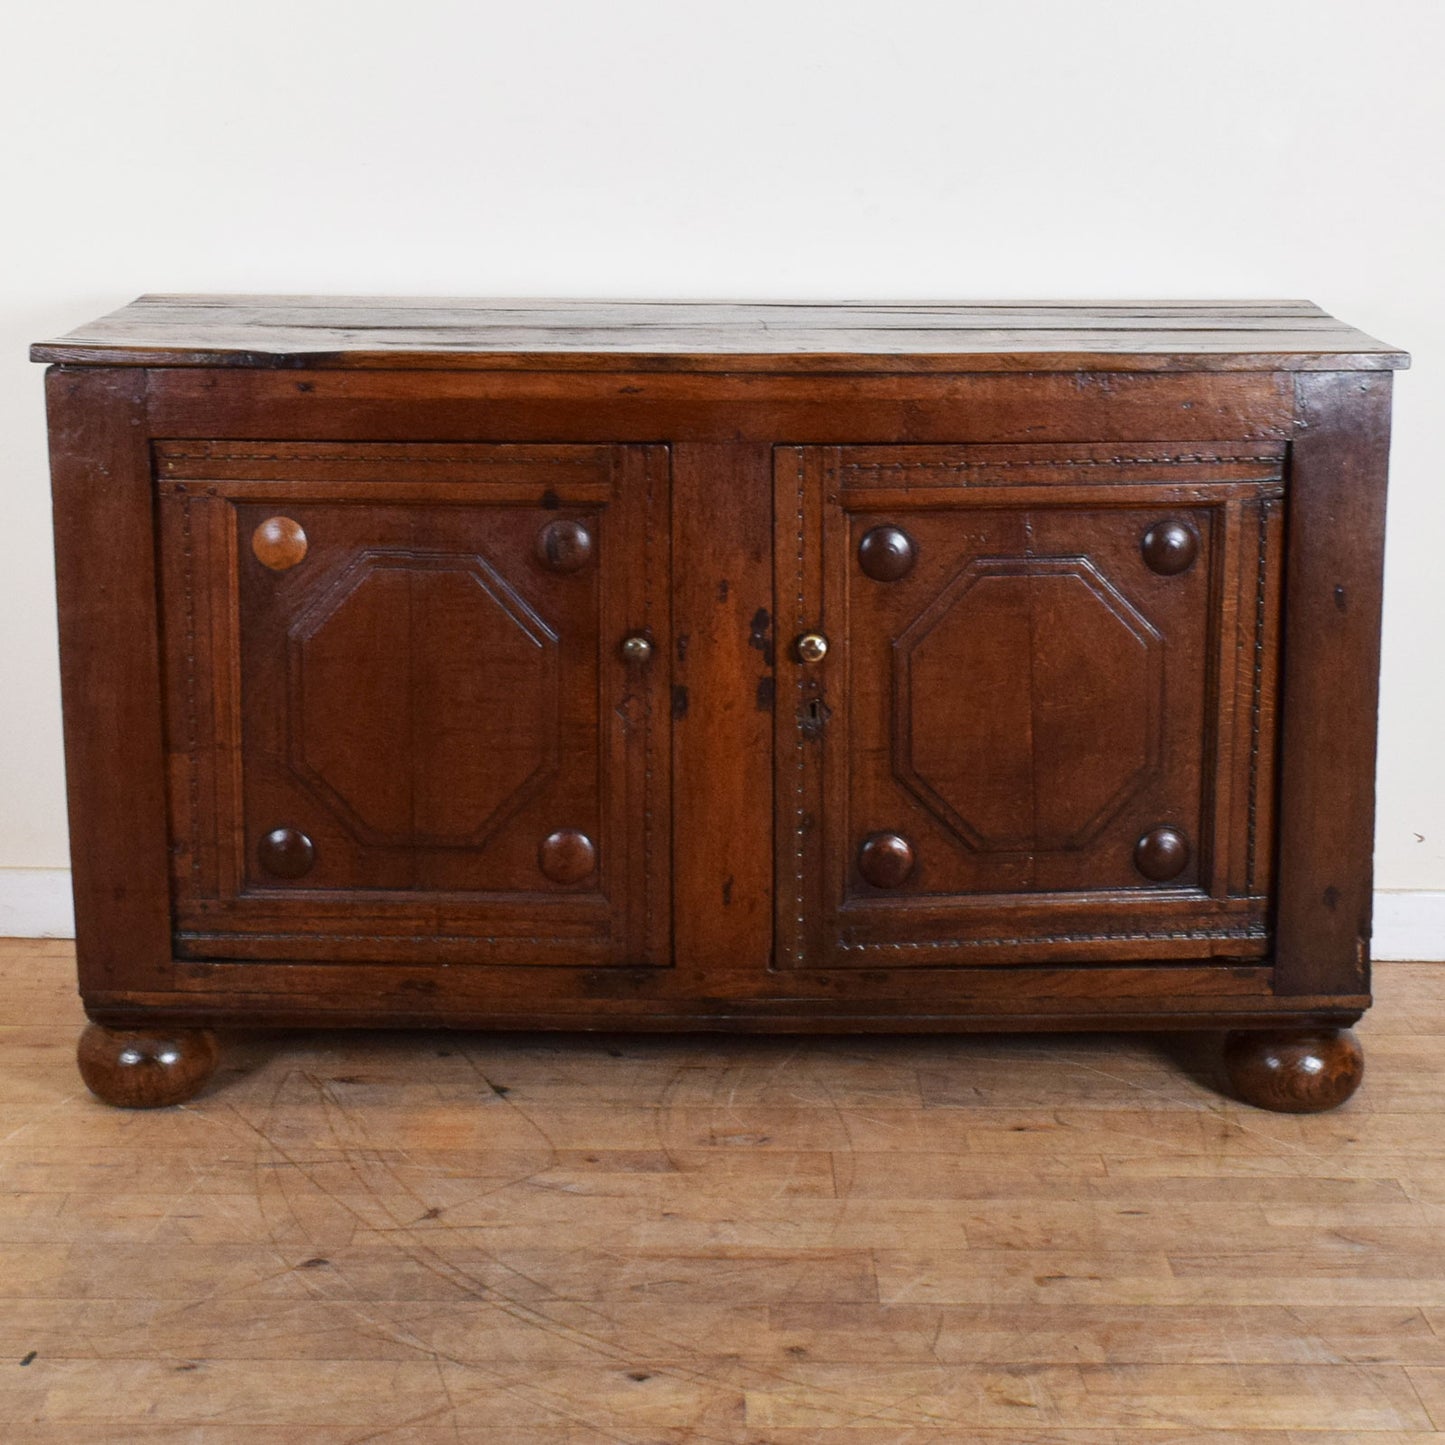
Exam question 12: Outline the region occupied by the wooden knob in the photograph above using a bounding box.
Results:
[620,634,653,664]
[536,519,593,573]
[858,832,915,888]
[1134,826,1190,881]
[1141,520,1199,576]
[539,829,597,884]
[858,525,916,581]
[795,632,829,664]
[251,516,308,571]
[258,827,315,879]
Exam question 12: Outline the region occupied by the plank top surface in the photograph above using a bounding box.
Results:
[31,295,1409,372]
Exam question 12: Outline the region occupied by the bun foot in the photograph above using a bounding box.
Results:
[1223,1027,1364,1113]
[77,1024,221,1108]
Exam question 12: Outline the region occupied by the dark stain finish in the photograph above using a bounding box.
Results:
[35,298,1404,1114]
[76,1025,219,1108]
[798,695,831,740]
[748,606,774,667]
[1224,1027,1364,1112]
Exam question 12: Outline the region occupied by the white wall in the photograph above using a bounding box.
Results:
[2,0,1442,954]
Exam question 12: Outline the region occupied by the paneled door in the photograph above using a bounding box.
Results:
[156,442,670,967]
[774,443,1286,969]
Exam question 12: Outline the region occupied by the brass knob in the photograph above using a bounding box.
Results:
[621,633,653,664]
[796,632,829,664]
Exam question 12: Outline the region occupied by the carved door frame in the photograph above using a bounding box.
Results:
[773,443,1287,970]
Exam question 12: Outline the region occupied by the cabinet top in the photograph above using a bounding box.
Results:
[31,295,1408,373]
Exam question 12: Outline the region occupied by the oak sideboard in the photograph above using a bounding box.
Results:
[32,297,1407,1111]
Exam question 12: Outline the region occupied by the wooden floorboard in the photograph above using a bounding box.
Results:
[0,938,1442,1439]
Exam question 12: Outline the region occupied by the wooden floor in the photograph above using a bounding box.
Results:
[2,940,1444,1441]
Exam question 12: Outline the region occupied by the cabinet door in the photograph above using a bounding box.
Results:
[775,444,1285,969]
[157,442,670,967]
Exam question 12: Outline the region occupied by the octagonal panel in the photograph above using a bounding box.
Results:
[287,550,559,847]
[893,557,1162,852]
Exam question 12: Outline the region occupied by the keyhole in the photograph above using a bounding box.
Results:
[801,697,831,739]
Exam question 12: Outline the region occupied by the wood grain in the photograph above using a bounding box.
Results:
[155,442,672,968]
[775,444,1283,969]
[141,367,1300,445]
[2,939,1443,1438]
[1274,372,1395,996]
[36,303,1404,1111]
[44,369,174,997]
[31,296,1409,372]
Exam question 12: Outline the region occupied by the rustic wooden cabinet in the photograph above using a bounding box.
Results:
[33,298,1407,1112]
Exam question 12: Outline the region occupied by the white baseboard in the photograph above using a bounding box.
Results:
[1373,890,1445,961]
[0,868,1441,960]
[0,868,75,938]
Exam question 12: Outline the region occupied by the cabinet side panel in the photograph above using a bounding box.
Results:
[1274,371,1393,995]
[45,367,173,995]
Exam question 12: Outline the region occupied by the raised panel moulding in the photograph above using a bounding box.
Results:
[893,556,1162,854]
[287,550,561,848]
